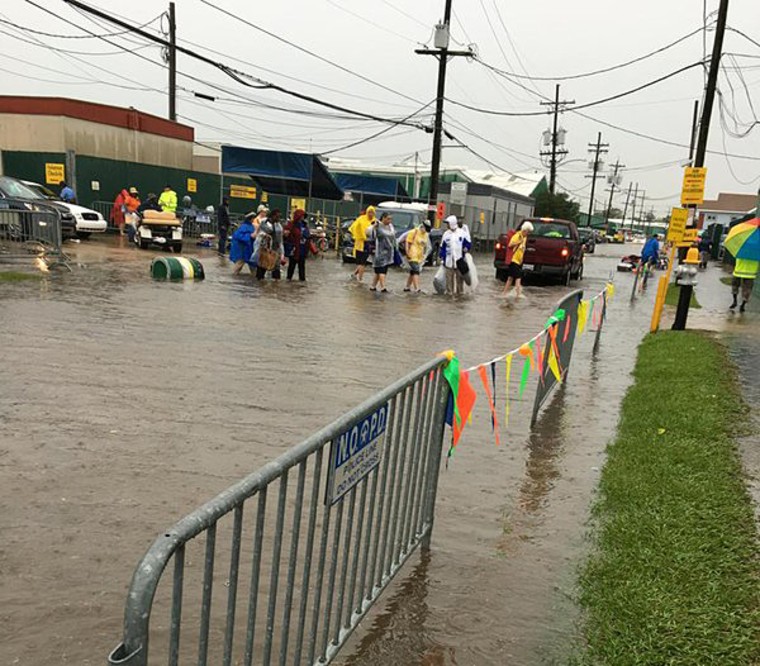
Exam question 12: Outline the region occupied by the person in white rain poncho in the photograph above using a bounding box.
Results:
[438,215,471,295]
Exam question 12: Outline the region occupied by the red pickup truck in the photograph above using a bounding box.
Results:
[494,217,584,285]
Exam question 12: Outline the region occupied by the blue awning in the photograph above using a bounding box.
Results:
[333,173,410,200]
[221,146,343,200]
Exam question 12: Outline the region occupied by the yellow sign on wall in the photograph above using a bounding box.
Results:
[677,228,699,247]
[479,211,486,224]
[667,207,688,242]
[187,178,197,193]
[680,167,707,205]
[290,197,306,212]
[230,184,257,199]
[45,163,65,185]
[261,192,269,203]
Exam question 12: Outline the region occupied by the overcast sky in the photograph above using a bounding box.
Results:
[2,0,759,215]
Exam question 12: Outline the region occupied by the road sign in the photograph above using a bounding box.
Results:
[45,163,65,185]
[677,228,699,247]
[667,207,688,242]
[328,403,389,504]
[230,184,257,199]
[450,181,468,205]
[680,167,707,205]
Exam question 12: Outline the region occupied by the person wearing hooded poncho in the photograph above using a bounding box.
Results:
[284,208,311,281]
[230,212,257,274]
[348,205,376,282]
[439,215,468,295]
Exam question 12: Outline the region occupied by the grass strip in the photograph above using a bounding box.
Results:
[0,271,43,282]
[577,331,760,665]
[665,281,701,308]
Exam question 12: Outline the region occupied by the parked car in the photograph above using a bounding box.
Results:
[0,176,77,240]
[494,217,584,285]
[578,227,596,254]
[341,202,442,265]
[22,181,107,239]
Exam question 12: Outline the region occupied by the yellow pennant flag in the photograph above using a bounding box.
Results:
[547,344,562,383]
[504,354,513,427]
[577,300,589,334]
[606,282,615,301]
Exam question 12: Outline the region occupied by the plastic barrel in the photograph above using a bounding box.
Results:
[151,256,205,280]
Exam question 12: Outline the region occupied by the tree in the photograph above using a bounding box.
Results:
[595,206,623,219]
[534,190,580,222]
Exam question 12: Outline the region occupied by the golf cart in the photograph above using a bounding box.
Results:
[135,209,183,252]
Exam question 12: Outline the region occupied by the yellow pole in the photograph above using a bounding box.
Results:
[650,245,677,332]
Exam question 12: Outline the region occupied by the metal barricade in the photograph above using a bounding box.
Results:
[0,198,67,268]
[90,200,117,231]
[531,289,584,426]
[108,356,449,666]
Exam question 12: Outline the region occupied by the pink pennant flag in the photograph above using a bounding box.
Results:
[477,365,500,446]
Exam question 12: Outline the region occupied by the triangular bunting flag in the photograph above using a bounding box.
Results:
[478,365,500,446]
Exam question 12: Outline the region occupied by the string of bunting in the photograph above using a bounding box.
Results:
[441,283,614,460]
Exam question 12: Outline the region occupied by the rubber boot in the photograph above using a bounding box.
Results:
[740,301,746,313]
[730,294,738,310]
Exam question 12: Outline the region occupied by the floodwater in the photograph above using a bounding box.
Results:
[0,237,709,664]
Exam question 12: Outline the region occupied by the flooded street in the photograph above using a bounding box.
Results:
[0,238,729,664]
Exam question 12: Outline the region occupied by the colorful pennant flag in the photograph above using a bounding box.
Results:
[606,282,615,301]
[490,362,497,432]
[535,335,545,379]
[577,300,589,334]
[518,354,531,397]
[563,314,572,343]
[547,343,562,382]
[443,356,477,454]
[478,365,500,446]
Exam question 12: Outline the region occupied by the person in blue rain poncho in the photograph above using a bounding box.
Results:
[230,212,258,274]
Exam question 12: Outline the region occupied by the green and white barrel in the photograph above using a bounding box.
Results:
[151,257,205,280]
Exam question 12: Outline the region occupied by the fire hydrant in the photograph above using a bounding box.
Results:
[672,246,700,330]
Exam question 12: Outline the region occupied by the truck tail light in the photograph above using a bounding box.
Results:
[561,248,569,257]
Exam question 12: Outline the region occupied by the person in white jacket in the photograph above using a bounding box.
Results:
[439,215,468,295]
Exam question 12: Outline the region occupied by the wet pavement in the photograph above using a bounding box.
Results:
[0,237,747,664]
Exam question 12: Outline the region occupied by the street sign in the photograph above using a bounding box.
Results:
[667,207,688,242]
[677,228,699,247]
[327,403,389,504]
[450,181,468,205]
[230,184,257,199]
[45,163,65,185]
[680,167,707,205]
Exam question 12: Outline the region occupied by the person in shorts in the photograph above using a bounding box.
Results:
[348,206,376,282]
[501,220,533,299]
[404,220,431,293]
[368,212,397,292]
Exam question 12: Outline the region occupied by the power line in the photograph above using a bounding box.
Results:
[196,0,425,106]
[54,0,433,132]
[475,23,712,82]
[0,11,161,39]
[451,60,706,116]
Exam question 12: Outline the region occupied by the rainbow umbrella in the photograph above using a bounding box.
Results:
[724,217,760,261]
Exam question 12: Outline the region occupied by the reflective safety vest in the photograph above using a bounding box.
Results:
[734,257,759,279]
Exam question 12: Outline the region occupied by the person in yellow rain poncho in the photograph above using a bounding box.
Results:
[348,205,376,282]
[730,257,758,313]
[158,185,178,213]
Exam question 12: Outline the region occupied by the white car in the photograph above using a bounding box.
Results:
[22,181,107,238]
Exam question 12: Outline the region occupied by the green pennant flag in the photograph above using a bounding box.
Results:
[442,354,461,426]
[518,355,531,397]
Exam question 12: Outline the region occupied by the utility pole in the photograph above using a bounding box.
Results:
[674,0,729,330]
[416,0,472,225]
[584,132,609,227]
[539,84,574,194]
[637,190,647,231]
[168,2,177,122]
[604,159,625,229]
[630,182,639,231]
[621,181,633,228]
[688,99,699,163]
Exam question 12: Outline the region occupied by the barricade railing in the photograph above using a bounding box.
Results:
[108,356,449,666]
[90,200,117,232]
[0,198,68,268]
